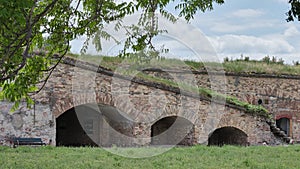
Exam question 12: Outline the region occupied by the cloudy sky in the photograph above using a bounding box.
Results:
[71,0,300,64]
[191,0,300,64]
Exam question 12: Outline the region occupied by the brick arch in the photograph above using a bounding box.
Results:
[53,92,114,118]
[208,126,248,146]
[150,115,196,145]
[215,125,248,136]
[216,120,252,139]
[55,101,136,147]
[217,111,255,137]
[276,114,292,120]
[146,98,204,126]
[150,114,194,126]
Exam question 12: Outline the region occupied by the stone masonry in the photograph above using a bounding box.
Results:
[193,72,300,142]
[0,58,290,146]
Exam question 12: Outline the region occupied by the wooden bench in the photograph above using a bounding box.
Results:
[10,137,46,147]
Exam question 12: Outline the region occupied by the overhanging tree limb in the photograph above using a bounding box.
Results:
[1,0,227,108]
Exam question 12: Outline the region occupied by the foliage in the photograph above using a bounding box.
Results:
[0,0,225,107]
[224,55,284,65]
[287,0,300,21]
[225,96,269,118]
[1,145,300,168]
[1,0,299,108]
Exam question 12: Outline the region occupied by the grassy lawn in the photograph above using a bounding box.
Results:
[1,145,300,169]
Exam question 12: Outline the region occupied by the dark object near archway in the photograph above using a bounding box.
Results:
[258,99,263,105]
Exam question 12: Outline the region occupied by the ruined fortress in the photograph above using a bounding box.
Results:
[1,57,299,146]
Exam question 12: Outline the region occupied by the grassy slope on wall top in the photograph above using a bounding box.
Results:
[67,54,276,118]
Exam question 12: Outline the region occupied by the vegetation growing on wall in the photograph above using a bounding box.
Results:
[222,56,300,75]
[70,53,300,76]
[67,54,269,118]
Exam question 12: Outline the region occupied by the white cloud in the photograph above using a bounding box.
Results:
[210,22,245,33]
[209,21,275,33]
[206,24,300,63]
[208,34,295,55]
[231,9,264,18]
[283,26,300,37]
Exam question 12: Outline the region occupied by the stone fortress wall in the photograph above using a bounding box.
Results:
[1,59,298,146]
[193,73,300,142]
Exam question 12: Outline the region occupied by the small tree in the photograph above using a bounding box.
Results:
[0,0,224,108]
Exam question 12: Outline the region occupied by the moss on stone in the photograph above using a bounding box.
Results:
[65,55,270,119]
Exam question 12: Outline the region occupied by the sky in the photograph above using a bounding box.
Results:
[70,0,300,64]
[191,0,300,64]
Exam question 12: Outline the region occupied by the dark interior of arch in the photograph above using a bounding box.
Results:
[208,127,248,146]
[276,118,290,136]
[151,116,195,146]
[56,107,99,147]
[56,104,134,147]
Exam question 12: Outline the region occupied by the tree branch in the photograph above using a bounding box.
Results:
[32,0,59,26]
[31,42,70,95]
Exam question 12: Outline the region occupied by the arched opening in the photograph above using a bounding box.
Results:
[276,118,290,136]
[56,106,100,147]
[208,127,248,146]
[151,116,195,146]
[56,104,134,147]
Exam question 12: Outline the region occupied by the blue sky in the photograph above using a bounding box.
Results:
[71,0,300,64]
[190,0,300,63]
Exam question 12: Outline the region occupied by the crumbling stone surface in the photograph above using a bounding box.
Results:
[0,60,291,146]
[0,101,55,146]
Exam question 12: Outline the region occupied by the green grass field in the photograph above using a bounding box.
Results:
[1,145,300,169]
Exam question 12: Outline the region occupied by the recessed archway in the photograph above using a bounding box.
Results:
[56,106,100,147]
[151,116,195,146]
[56,104,134,147]
[208,127,248,146]
[276,117,290,136]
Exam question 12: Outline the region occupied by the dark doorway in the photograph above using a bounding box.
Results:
[56,106,101,147]
[151,116,195,146]
[276,118,290,136]
[208,127,248,146]
[56,104,135,147]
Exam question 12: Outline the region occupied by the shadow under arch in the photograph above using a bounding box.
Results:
[151,116,195,146]
[56,105,99,147]
[208,126,248,146]
[56,103,135,147]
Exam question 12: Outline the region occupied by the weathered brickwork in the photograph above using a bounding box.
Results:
[194,73,300,142]
[0,60,292,146]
